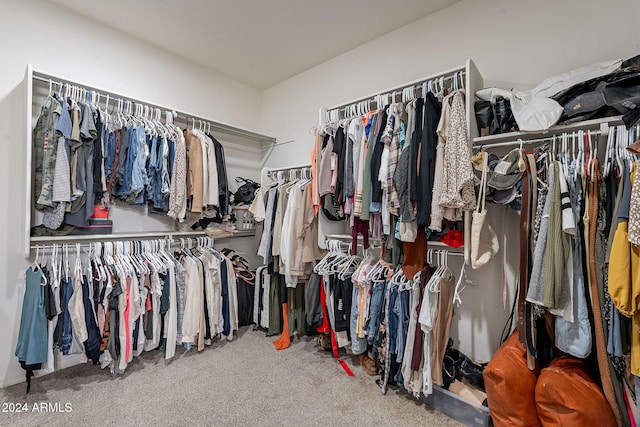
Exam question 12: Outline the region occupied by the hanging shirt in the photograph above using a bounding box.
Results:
[168,128,188,220]
[184,129,204,213]
[439,91,476,213]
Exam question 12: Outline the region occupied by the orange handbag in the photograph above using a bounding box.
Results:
[535,354,616,427]
[483,332,541,427]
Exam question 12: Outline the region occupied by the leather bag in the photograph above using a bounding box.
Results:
[483,332,541,427]
[535,354,616,427]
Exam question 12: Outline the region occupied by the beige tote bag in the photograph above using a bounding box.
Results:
[470,152,499,269]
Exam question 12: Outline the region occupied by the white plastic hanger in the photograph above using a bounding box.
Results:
[426,250,443,293]
[562,132,570,178]
[31,245,42,272]
[574,130,583,180]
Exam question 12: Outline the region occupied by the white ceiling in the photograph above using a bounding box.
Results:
[48,0,460,89]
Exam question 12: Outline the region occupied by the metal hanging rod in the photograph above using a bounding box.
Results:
[264,164,312,180]
[265,163,312,174]
[31,71,276,146]
[474,130,605,150]
[428,250,465,257]
[30,231,205,244]
[29,230,254,246]
[323,67,466,122]
[29,235,216,252]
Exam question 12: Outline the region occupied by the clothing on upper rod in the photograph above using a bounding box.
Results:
[323,70,466,124]
[31,83,231,236]
[314,76,473,272]
[254,169,321,286]
[496,124,640,423]
[32,74,274,145]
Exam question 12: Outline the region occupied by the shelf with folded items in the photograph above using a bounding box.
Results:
[472,115,623,147]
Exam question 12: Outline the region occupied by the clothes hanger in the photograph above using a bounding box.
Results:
[64,244,70,280]
[428,250,445,293]
[411,269,422,290]
[442,251,453,281]
[388,267,401,286]
[50,244,60,287]
[338,254,361,280]
[31,245,41,272]
[561,132,569,178]
[575,130,583,180]
[94,242,106,282]
[317,240,347,274]
[327,246,351,274]
[453,262,469,307]
[588,130,598,181]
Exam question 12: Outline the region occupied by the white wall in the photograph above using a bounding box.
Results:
[0,0,263,388]
[260,0,640,361]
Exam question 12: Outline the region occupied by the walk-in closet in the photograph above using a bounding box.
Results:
[1,1,639,426]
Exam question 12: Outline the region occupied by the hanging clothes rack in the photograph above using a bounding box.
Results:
[29,235,218,252]
[320,65,469,126]
[28,229,254,248]
[260,164,312,190]
[475,130,605,150]
[24,65,275,257]
[30,71,276,148]
[264,164,312,179]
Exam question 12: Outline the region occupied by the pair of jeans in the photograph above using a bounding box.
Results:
[387,286,399,354]
[395,289,410,363]
[103,130,116,185]
[367,280,386,346]
[115,126,135,198]
[59,277,74,355]
[113,126,129,196]
[130,126,148,199]
[350,280,367,355]
[147,135,169,210]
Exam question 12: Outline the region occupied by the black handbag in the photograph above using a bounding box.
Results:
[232,177,260,205]
[474,97,519,136]
[474,100,496,136]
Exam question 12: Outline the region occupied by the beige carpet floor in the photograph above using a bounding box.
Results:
[0,327,464,427]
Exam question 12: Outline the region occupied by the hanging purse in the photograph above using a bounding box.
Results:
[470,152,500,269]
[232,177,260,205]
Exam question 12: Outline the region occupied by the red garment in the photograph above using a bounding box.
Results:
[351,218,370,255]
[317,277,330,334]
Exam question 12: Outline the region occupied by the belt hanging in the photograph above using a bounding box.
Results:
[517,150,533,346]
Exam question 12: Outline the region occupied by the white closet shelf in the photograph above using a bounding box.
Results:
[29,230,254,244]
[472,115,623,146]
[325,233,463,252]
